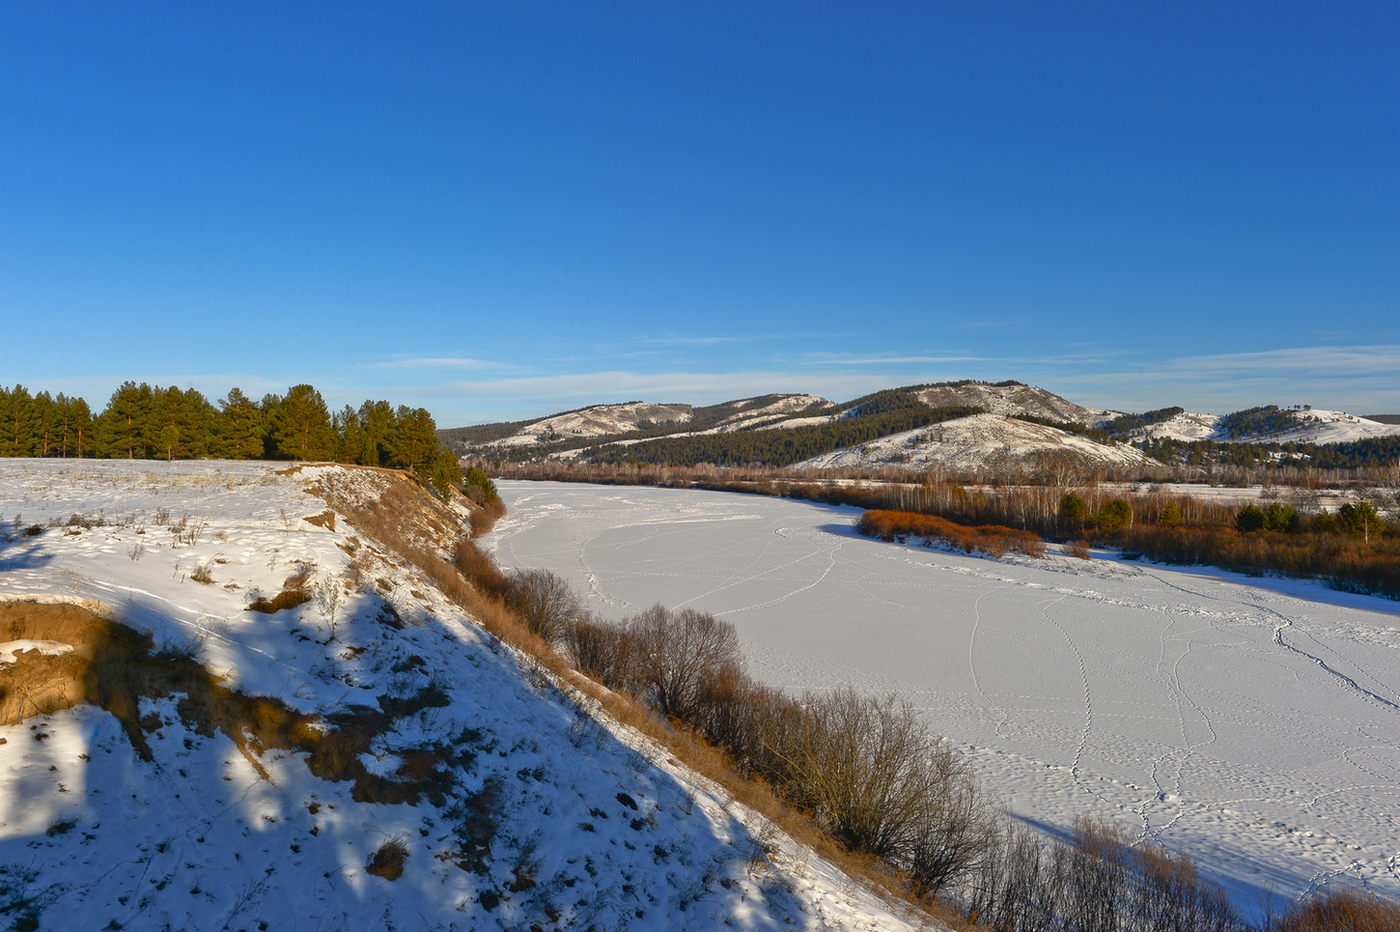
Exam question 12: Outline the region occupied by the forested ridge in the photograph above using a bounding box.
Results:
[0,381,466,498]
[1141,434,1400,470]
[444,393,832,459]
[586,394,983,467]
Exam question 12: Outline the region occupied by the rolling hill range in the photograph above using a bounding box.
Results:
[443,382,1400,472]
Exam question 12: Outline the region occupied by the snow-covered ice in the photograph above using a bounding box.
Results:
[484,480,1400,915]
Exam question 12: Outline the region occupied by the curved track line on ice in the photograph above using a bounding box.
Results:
[486,480,1400,912]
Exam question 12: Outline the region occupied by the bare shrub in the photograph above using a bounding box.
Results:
[189,562,215,585]
[316,571,346,641]
[505,569,586,644]
[454,538,511,599]
[470,499,506,537]
[959,815,1253,932]
[562,616,631,686]
[1271,887,1400,932]
[621,604,740,722]
[752,688,995,892]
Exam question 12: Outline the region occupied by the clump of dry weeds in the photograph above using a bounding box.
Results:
[246,564,315,613]
[366,836,410,880]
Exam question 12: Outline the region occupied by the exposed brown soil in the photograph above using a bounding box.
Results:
[0,600,473,804]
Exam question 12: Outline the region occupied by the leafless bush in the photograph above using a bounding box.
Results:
[180,515,203,547]
[316,571,346,641]
[751,689,996,892]
[960,815,1250,932]
[506,568,587,644]
[453,537,511,599]
[1268,886,1400,932]
[562,616,632,686]
[621,604,741,722]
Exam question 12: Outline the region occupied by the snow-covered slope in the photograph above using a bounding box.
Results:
[708,394,829,432]
[799,413,1157,470]
[0,459,934,932]
[1130,411,1222,442]
[493,402,696,447]
[1135,409,1400,444]
[479,394,830,450]
[913,382,1118,426]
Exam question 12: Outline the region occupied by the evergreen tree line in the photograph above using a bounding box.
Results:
[1100,405,1184,436]
[1140,434,1400,470]
[0,382,462,497]
[1216,404,1304,439]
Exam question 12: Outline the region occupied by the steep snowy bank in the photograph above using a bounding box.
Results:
[0,460,933,932]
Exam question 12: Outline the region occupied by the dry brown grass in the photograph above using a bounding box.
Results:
[246,567,315,613]
[365,836,410,880]
[304,510,336,530]
[1,599,473,803]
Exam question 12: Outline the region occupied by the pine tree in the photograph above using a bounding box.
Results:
[0,385,38,457]
[32,391,55,457]
[68,396,93,458]
[426,447,462,500]
[151,386,215,460]
[357,399,396,466]
[332,405,362,464]
[216,388,265,459]
[392,406,439,471]
[270,384,334,461]
[98,382,155,459]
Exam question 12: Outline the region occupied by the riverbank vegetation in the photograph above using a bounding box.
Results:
[487,461,1400,600]
[423,514,1397,929]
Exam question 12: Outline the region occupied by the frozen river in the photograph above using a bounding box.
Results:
[483,481,1400,909]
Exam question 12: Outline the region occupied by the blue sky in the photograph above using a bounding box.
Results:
[2,2,1396,426]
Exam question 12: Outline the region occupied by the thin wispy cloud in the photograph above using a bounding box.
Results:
[365,357,504,371]
[1024,344,1400,414]
[802,353,987,366]
[628,335,743,347]
[1159,345,1400,376]
[422,370,892,405]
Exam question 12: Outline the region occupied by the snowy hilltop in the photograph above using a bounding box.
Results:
[0,459,934,932]
[447,382,1400,472]
[1132,407,1400,445]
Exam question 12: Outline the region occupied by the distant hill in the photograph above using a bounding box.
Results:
[1132,406,1400,445]
[441,382,1400,472]
[441,393,831,456]
[911,380,1117,426]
